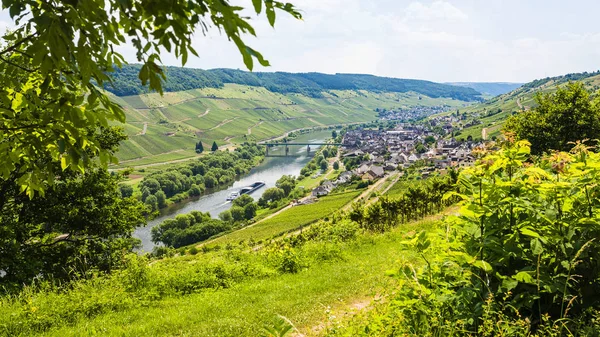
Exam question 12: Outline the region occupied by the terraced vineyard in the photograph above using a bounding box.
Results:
[111,84,468,167]
[455,72,600,140]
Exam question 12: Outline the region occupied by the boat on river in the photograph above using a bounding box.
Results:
[226,191,239,201]
[226,181,265,201]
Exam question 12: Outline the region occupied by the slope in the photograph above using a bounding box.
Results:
[452,71,600,141]
[112,84,470,167]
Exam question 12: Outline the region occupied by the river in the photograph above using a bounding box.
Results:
[134,130,332,252]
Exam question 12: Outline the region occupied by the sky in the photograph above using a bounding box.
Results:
[2,0,600,83]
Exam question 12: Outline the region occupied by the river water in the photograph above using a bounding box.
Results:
[134,130,331,252]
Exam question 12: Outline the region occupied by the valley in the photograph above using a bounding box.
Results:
[110,84,469,168]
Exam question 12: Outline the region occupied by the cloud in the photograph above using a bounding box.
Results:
[404,1,468,22]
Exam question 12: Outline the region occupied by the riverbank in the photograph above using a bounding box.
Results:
[134,130,333,252]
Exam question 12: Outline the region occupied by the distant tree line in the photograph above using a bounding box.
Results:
[103,64,482,101]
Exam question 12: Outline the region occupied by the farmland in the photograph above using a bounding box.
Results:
[111,84,468,168]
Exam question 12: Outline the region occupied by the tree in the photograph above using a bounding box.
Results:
[0,168,147,289]
[233,194,254,208]
[276,175,296,196]
[145,195,158,212]
[244,203,257,220]
[0,0,301,196]
[211,141,219,152]
[119,184,134,198]
[155,191,167,209]
[259,187,285,205]
[195,141,204,154]
[219,210,233,223]
[320,159,329,171]
[333,161,340,170]
[332,130,338,139]
[230,206,245,222]
[505,82,600,154]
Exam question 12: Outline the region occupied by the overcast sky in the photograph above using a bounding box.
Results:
[2,0,600,83]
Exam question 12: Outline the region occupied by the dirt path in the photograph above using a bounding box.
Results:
[199,109,210,118]
[248,121,263,135]
[209,117,239,131]
[140,122,148,135]
[308,118,326,126]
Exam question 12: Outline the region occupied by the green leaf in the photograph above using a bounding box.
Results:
[502,277,519,291]
[520,227,540,238]
[514,271,535,285]
[252,0,262,13]
[473,260,493,273]
[531,238,544,255]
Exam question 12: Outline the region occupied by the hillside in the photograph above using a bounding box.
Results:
[452,71,600,140]
[111,84,470,168]
[105,65,483,101]
[446,82,523,96]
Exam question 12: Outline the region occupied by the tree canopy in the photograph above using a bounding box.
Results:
[0,0,301,196]
[505,82,600,154]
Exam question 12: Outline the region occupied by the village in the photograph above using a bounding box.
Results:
[310,122,483,198]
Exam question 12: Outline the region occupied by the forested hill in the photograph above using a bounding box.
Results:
[446,82,523,96]
[104,64,483,101]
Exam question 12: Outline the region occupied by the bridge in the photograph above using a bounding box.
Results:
[263,142,343,157]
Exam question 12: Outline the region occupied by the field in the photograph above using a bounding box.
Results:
[206,189,363,246]
[111,84,468,168]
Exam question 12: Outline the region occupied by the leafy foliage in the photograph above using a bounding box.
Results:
[151,211,231,248]
[505,82,600,154]
[0,0,300,195]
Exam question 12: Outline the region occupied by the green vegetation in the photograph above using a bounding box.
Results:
[505,82,600,154]
[0,172,449,336]
[207,190,363,247]
[451,71,600,141]
[114,84,467,168]
[138,143,263,209]
[0,0,300,196]
[151,211,231,248]
[329,140,600,335]
[106,65,482,101]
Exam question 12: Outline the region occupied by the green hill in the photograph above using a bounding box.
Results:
[111,83,471,168]
[452,71,600,141]
[105,65,483,101]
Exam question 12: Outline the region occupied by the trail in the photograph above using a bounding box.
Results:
[248,121,263,135]
[199,108,210,117]
[516,98,530,111]
[208,117,239,131]
[308,118,326,126]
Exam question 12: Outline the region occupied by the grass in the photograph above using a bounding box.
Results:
[207,189,363,246]
[25,217,440,337]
